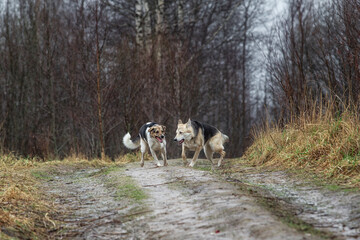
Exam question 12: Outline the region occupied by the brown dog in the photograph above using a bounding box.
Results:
[173,119,229,167]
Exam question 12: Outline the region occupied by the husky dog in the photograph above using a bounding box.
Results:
[173,119,229,167]
[123,122,167,167]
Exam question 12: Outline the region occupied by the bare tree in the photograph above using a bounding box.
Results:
[95,0,106,160]
[0,0,266,158]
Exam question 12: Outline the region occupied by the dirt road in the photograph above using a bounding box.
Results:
[43,159,360,239]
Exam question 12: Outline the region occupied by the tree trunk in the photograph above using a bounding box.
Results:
[95,1,105,160]
[135,0,143,47]
[241,3,249,154]
[177,0,184,34]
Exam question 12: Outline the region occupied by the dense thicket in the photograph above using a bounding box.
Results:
[0,0,263,158]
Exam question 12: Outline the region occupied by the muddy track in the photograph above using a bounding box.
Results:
[228,168,360,240]
[42,159,360,239]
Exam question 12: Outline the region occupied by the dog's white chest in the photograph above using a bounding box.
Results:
[148,138,165,151]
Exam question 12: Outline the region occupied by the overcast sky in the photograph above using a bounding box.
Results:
[250,0,288,106]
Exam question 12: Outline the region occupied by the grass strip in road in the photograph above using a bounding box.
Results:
[98,165,148,204]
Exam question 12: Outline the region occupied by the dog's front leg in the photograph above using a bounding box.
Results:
[161,148,168,166]
[150,148,162,167]
[181,144,187,166]
[189,146,202,167]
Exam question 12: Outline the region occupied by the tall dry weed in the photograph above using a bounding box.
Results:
[245,101,360,186]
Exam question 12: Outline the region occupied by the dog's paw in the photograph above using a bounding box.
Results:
[156,163,163,167]
[189,162,195,167]
[163,162,168,166]
[140,163,144,167]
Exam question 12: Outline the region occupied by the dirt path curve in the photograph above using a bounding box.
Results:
[43,160,327,239]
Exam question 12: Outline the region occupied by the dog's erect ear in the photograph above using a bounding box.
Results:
[178,119,183,124]
[186,118,192,127]
[161,125,166,132]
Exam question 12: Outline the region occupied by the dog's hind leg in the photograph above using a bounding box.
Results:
[204,144,214,167]
[217,149,226,167]
[140,152,145,167]
[140,140,147,167]
[210,134,226,167]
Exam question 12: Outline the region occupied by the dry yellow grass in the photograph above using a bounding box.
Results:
[0,154,54,239]
[0,153,118,239]
[244,106,360,187]
[114,152,151,164]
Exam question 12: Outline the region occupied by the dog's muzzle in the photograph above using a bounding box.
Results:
[174,138,184,144]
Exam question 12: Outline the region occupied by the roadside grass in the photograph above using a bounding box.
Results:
[242,105,360,187]
[114,152,150,164]
[0,154,57,239]
[0,153,117,239]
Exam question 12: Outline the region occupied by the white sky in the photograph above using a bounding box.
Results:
[250,0,288,108]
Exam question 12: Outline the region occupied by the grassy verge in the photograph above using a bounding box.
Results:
[0,154,56,239]
[242,108,360,187]
[0,154,120,239]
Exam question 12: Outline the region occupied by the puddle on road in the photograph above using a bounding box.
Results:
[229,169,360,240]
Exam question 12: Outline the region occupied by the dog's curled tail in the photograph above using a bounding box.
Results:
[123,133,140,150]
[222,133,229,143]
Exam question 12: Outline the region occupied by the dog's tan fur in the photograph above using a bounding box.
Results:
[174,119,229,167]
[148,125,166,141]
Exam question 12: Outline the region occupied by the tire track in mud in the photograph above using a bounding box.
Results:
[228,169,360,240]
[43,160,335,239]
[123,161,319,240]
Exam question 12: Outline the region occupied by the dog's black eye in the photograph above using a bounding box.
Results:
[179,131,182,134]
[156,131,159,133]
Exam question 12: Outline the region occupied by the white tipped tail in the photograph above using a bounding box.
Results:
[123,133,140,150]
[222,133,229,143]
